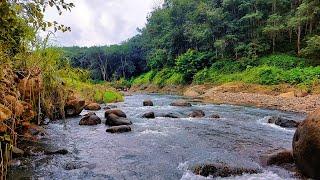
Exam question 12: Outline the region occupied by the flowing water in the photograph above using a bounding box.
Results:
[9,94,306,180]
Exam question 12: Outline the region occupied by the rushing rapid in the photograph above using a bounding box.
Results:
[8,94,305,180]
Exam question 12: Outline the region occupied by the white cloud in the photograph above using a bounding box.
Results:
[44,0,163,47]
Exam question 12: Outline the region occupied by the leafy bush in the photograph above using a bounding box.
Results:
[282,67,320,85]
[132,71,156,86]
[103,90,124,103]
[193,68,211,84]
[111,78,131,89]
[147,49,168,70]
[211,60,245,74]
[258,54,307,69]
[248,66,283,85]
[165,72,185,85]
[175,49,211,81]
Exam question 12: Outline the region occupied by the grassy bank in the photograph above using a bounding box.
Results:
[131,54,320,94]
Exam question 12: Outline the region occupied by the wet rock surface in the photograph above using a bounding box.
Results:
[104,109,127,118]
[209,114,220,119]
[142,112,155,119]
[105,113,132,126]
[192,163,261,178]
[84,103,101,111]
[267,116,300,128]
[65,98,86,117]
[188,110,205,118]
[79,113,101,126]
[143,100,153,106]
[170,100,192,107]
[293,109,320,179]
[261,150,294,166]
[106,125,132,133]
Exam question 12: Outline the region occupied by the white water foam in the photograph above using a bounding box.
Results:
[180,170,293,180]
[138,129,168,136]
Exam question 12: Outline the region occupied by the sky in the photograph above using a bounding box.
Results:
[45,0,163,47]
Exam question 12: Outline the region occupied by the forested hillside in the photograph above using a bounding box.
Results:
[63,0,320,89]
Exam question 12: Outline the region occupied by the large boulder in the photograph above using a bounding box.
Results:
[292,109,320,178]
[170,100,192,107]
[84,103,101,111]
[79,113,101,125]
[142,112,155,119]
[192,163,261,178]
[104,109,127,118]
[106,125,131,133]
[267,116,300,128]
[143,100,153,106]
[188,110,205,118]
[105,113,132,126]
[65,98,86,117]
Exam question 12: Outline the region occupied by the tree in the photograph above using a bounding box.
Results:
[301,35,320,60]
[263,14,285,53]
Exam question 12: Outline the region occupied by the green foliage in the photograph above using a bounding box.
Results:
[193,55,320,86]
[103,90,124,103]
[165,72,185,85]
[301,35,320,61]
[211,60,244,74]
[258,54,307,69]
[132,71,156,86]
[147,49,168,70]
[175,49,211,81]
[111,78,132,90]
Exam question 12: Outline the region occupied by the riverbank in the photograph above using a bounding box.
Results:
[130,83,320,114]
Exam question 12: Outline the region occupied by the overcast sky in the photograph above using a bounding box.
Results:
[45,0,163,47]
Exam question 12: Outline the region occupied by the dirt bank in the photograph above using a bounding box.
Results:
[131,83,320,114]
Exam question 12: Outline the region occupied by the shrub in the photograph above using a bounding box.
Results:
[103,90,124,103]
[165,72,185,85]
[132,71,156,86]
[258,54,307,69]
[175,49,211,81]
[193,68,211,84]
[210,60,244,74]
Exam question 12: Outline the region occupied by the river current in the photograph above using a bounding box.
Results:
[9,94,305,180]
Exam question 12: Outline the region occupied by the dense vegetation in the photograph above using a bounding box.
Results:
[63,0,320,90]
[0,1,122,177]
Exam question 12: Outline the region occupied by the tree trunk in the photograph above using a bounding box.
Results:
[272,36,275,53]
[297,25,301,55]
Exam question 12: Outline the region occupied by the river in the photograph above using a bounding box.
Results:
[8,93,305,180]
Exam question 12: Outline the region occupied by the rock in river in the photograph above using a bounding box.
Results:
[105,113,132,126]
[105,109,127,118]
[293,109,320,179]
[143,100,154,106]
[84,103,101,111]
[261,150,294,166]
[65,98,86,117]
[188,110,205,118]
[209,114,220,119]
[79,113,101,126]
[170,100,192,107]
[142,112,155,119]
[267,116,300,128]
[106,125,132,133]
[192,163,261,178]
